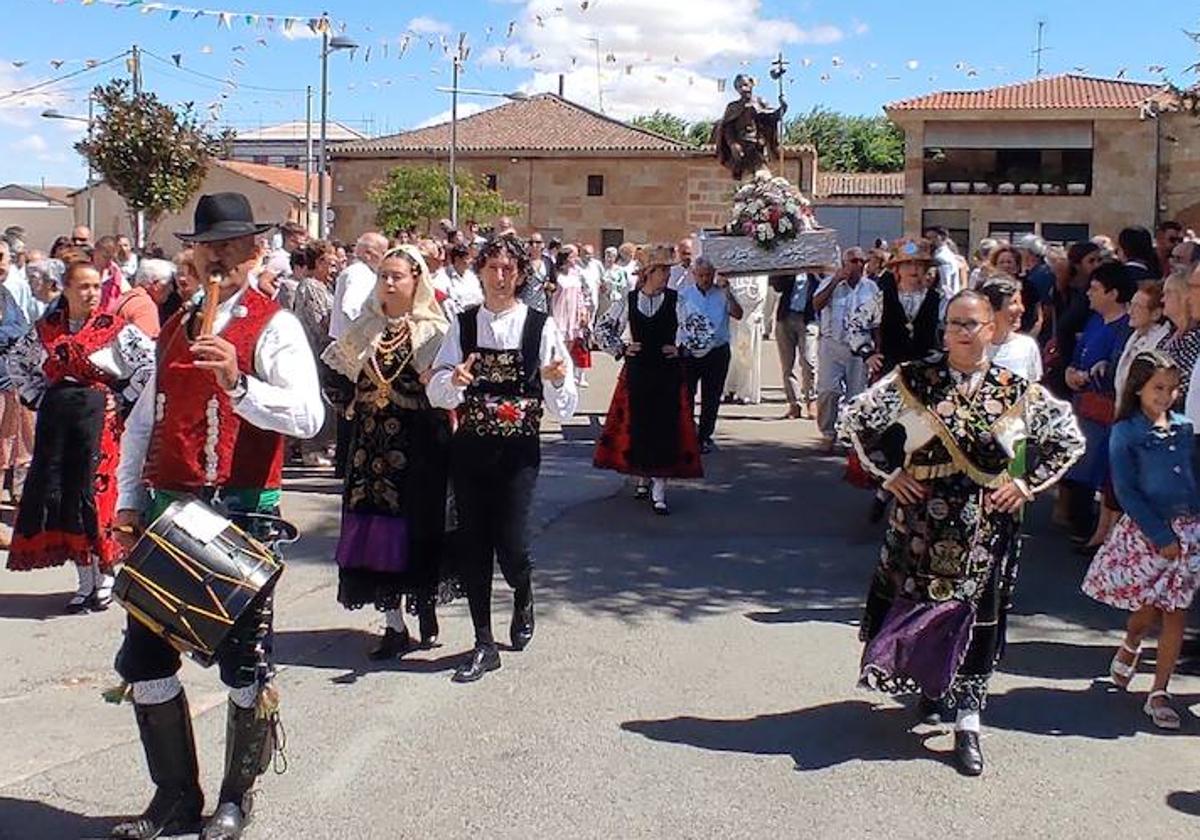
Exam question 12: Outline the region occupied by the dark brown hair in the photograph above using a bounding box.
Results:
[1116,349,1179,422]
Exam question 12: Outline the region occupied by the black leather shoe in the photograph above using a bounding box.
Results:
[200,802,248,840]
[510,590,534,652]
[417,603,440,649]
[368,627,417,661]
[916,696,941,726]
[452,643,501,683]
[953,730,984,776]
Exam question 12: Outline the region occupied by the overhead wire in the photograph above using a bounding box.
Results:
[140,49,305,94]
[0,51,131,104]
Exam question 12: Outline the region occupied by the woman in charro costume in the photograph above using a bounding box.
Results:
[5,259,155,612]
[323,244,457,660]
[593,244,708,515]
[839,290,1084,777]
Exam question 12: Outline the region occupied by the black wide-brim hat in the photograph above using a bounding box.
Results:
[174,192,275,243]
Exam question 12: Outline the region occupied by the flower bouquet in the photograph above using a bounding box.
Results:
[727,171,816,247]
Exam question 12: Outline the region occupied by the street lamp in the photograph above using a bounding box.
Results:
[436,77,528,229]
[43,102,94,232]
[318,32,357,239]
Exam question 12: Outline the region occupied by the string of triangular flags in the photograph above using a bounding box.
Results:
[53,0,339,36]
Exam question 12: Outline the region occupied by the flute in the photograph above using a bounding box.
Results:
[197,272,222,336]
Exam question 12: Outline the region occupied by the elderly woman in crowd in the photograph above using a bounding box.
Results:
[324,245,456,658]
[293,240,338,467]
[26,258,64,308]
[112,258,169,339]
[1160,268,1200,410]
[5,260,156,613]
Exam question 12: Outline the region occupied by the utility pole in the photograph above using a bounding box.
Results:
[583,36,603,111]
[304,85,313,235]
[130,43,145,247]
[450,47,460,228]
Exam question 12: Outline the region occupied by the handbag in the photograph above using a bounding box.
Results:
[1076,391,1115,425]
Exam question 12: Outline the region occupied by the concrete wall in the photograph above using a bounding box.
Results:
[0,203,76,252]
[329,149,814,247]
[895,111,1159,247]
[73,166,302,254]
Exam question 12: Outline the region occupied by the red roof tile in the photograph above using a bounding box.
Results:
[334,93,691,155]
[214,159,326,200]
[887,74,1163,112]
[816,172,905,198]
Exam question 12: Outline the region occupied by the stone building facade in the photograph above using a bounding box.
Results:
[885,74,1200,249]
[328,93,814,247]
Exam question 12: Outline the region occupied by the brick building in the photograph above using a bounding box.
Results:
[885,73,1200,249]
[328,93,816,248]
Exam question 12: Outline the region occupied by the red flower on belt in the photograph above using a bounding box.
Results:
[495,401,524,425]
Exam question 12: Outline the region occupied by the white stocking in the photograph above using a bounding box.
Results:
[131,675,183,705]
[228,683,258,709]
[955,709,981,733]
[651,478,667,504]
[73,562,95,597]
[385,608,407,633]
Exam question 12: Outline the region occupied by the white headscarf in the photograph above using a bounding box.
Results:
[321,245,448,380]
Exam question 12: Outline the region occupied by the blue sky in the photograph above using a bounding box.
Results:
[2,0,1199,189]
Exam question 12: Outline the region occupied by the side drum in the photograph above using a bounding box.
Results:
[113,497,284,667]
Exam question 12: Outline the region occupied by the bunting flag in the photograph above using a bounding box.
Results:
[63,0,341,33]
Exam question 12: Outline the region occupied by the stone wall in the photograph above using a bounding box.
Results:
[1159,111,1200,229]
[330,149,814,247]
[896,112,1160,245]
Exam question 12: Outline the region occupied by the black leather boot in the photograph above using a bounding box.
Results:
[110,692,204,839]
[200,700,274,840]
[416,599,440,649]
[510,584,534,652]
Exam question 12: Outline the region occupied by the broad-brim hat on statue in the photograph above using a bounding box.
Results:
[887,237,935,267]
[640,244,678,272]
[174,192,275,243]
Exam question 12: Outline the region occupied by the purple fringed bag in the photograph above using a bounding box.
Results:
[860,596,974,699]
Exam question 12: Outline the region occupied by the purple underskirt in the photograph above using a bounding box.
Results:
[334,513,410,574]
[860,597,974,699]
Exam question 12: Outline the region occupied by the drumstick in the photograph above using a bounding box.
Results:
[197,273,222,337]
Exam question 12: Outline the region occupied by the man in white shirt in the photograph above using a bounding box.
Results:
[428,234,576,684]
[812,247,877,449]
[668,237,696,290]
[678,257,743,451]
[116,234,140,282]
[264,221,309,279]
[578,244,603,322]
[924,226,963,299]
[329,231,386,340]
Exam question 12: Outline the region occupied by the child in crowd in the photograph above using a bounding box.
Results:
[1082,350,1200,729]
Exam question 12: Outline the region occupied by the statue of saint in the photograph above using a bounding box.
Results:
[712,74,787,181]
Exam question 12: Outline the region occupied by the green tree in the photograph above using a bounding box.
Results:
[76,79,219,243]
[369,166,522,235]
[629,110,692,144]
[687,119,716,147]
[784,106,904,172]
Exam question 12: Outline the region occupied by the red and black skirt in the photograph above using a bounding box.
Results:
[7,383,122,572]
[594,360,702,479]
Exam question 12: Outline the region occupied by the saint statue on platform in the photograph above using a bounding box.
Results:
[712,73,787,181]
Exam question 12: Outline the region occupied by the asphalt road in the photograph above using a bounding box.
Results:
[1,351,1198,839]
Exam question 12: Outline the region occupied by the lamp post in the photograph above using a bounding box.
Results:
[434,85,527,228]
[319,31,357,239]
[42,103,94,232]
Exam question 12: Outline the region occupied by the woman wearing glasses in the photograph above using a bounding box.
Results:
[839,289,1084,777]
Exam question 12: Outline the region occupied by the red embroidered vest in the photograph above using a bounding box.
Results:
[144,287,284,493]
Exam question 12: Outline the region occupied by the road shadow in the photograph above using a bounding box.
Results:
[987,683,1200,740]
[0,797,141,840]
[273,628,464,685]
[744,605,861,626]
[1166,790,1200,817]
[621,700,946,772]
[0,591,72,621]
[1000,640,1117,681]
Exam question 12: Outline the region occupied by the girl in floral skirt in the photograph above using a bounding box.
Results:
[1082,350,1200,729]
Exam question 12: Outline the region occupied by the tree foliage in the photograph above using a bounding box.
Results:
[783,106,904,173]
[627,106,904,170]
[369,166,522,234]
[76,79,219,229]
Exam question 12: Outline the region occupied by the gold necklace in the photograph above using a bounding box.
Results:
[365,326,414,408]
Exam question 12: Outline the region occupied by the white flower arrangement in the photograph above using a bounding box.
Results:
[726,171,817,249]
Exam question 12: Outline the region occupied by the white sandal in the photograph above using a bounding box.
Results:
[1143,690,1181,730]
[1109,642,1140,689]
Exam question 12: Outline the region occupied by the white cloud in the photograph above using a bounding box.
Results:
[406,16,452,35]
[483,0,848,120]
[281,22,322,40]
[12,134,48,154]
[413,101,487,129]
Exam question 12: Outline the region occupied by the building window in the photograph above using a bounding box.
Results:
[283,155,301,169]
[921,209,970,253]
[1041,222,1090,246]
[587,174,604,197]
[923,147,1093,195]
[485,173,498,191]
[601,228,624,252]
[988,221,1036,243]
[252,155,269,165]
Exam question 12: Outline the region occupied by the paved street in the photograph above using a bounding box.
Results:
[1,353,1198,839]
